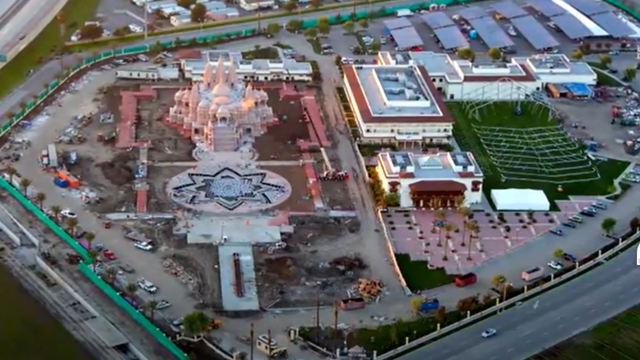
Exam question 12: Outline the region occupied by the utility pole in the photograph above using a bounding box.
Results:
[333,301,339,354]
[315,293,320,343]
[267,329,272,358]
[250,322,254,360]
[352,0,357,20]
[144,0,148,40]
[257,9,262,34]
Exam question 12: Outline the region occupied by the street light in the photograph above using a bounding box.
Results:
[144,0,148,40]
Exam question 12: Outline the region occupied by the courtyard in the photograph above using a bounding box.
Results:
[449,101,629,204]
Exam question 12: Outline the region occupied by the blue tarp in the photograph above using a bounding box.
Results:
[565,83,592,97]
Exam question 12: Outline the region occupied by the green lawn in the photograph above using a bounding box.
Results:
[0,0,100,102]
[529,305,640,359]
[395,254,454,292]
[241,46,280,59]
[587,62,624,87]
[449,101,628,204]
[0,267,93,359]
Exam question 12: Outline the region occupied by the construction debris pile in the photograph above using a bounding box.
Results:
[162,258,199,293]
[348,278,385,301]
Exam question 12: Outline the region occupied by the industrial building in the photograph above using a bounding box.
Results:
[375,151,484,208]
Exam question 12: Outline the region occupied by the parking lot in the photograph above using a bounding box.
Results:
[326,0,627,59]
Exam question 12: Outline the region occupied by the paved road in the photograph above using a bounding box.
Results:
[399,245,640,360]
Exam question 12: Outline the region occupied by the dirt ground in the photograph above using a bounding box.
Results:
[145,166,186,213]
[260,165,315,213]
[253,89,310,161]
[254,216,365,308]
[130,221,223,309]
[312,153,354,210]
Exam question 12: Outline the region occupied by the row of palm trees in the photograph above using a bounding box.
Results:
[432,196,480,262]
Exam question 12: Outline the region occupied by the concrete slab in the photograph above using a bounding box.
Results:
[84,317,129,347]
[177,216,283,245]
[218,245,260,311]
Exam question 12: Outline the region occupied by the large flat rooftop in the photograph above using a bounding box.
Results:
[516,54,596,77]
[344,64,453,124]
[379,151,483,179]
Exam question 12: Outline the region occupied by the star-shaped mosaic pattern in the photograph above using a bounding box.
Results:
[172,167,285,211]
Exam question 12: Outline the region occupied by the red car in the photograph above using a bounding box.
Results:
[103,250,117,261]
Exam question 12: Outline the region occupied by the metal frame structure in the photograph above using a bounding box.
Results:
[433,27,470,49]
[549,14,593,39]
[590,12,635,38]
[490,1,528,19]
[458,6,489,20]
[421,12,455,29]
[527,0,565,17]
[510,15,560,50]
[468,17,514,48]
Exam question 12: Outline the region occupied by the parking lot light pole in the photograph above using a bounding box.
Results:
[144,0,148,40]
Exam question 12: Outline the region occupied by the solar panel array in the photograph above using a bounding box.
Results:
[391,27,424,49]
[510,15,560,49]
[421,12,455,29]
[550,13,593,39]
[383,17,413,31]
[433,27,470,49]
[527,0,565,17]
[590,12,635,37]
[468,17,515,48]
[561,0,609,15]
[458,6,489,20]
[490,1,528,19]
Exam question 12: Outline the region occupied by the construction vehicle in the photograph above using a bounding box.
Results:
[204,319,222,331]
[96,131,116,143]
[256,334,287,358]
[318,169,349,181]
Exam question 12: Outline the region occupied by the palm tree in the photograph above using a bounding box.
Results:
[458,206,472,246]
[146,300,159,322]
[19,178,31,196]
[65,217,78,235]
[4,166,17,186]
[34,192,46,209]
[442,223,454,261]
[124,283,138,298]
[88,250,99,269]
[103,267,117,283]
[630,217,640,233]
[601,217,617,236]
[182,311,210,339]
[466,221,479,261]
[85,232,95,244]
[453,195,465,210]
[434,209,447,247]
[50,205,62,223]
[56,12,66,73]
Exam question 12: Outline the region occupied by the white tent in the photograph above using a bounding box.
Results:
[491,189,550,211]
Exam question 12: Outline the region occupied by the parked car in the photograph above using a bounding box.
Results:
[61,209,77,218]
[137,278,158,293]
[155,300,171,310]
[580,210,595,217]
[103,250,117,261]
[569,215,584,223]
[547,261,562,270]
[592,201,607,210]
[549,228,563,236]
[583,207,597,214]
[134,241,153,251]
[482,328,497,338]
[562,253,578,263]
[171,318,184,333]
[561,221,577,228]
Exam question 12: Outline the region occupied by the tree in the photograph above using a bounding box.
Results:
[434,306,446,323]
[623,67,637,81]
[190,3,207,23]
[311,0,322,9]
[34,192,46,209]
[177,0,197,8]
[317,17,330,26]
[113,26,130,37]
[182,311,210,338]
[66,218,79,235]
[601,217,617,235]
[389,323,399,345]
[286,19,302,32]
[19,178,31,196]
[124,283,138,298]
[630,217,640,233]
[434,209,447,247]
[466,221,479,261]
[103,267,117,283]
[369,40,381,52]
[487,48,502,62]
[456,295,480,312]
[343,20,355,33]
[457,47,475,62]
[410,298,422,313]
[303,27,318,38]
[458,207,472,246]
[481,293,493,305]
[442,223,454,261]
[85,232,95,244]
[317,22,331,35]
[599,55,612,68]
[491,275,505,287]
[50,205,62,223]
[553,248,564,258]
[570,49,583,60]
[79,24,103,41]
[283,0,298,13]
[146,300,159,322]
[358,18,368,28]
[266,23,280,37]
[385,193,399,207]
[5,166,17,186]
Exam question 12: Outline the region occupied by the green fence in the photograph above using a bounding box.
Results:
[1,0,638,357]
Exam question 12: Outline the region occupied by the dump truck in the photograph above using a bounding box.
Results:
[256,335,287,358]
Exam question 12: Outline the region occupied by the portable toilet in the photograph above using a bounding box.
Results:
[469,30,477,39]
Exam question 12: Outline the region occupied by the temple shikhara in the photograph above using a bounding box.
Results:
[168,56,276,153]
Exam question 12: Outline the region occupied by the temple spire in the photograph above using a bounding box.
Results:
[228,60,237,84]
[203,61,213,87]
[214,54,225,85]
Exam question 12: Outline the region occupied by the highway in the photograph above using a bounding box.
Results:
[399,246,640,360]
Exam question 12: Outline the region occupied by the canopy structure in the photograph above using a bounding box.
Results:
[510,15,560,49]
[590,12,635,37]
[458,6,489,20]
[433,26,470,49]
[562,0,609,15]
[490,1,528,19]
[390,27,424,49]
[421,12,455,29]
[491,189,550,211]
[549,14,593,39]
[528,0,565,17]
[468,17,514,48]
[384,17,413,31]
[565,83,592,97]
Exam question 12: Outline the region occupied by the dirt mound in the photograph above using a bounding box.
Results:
[97,152,136,186]
[262,256,296,279]
[330,255,367,272]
